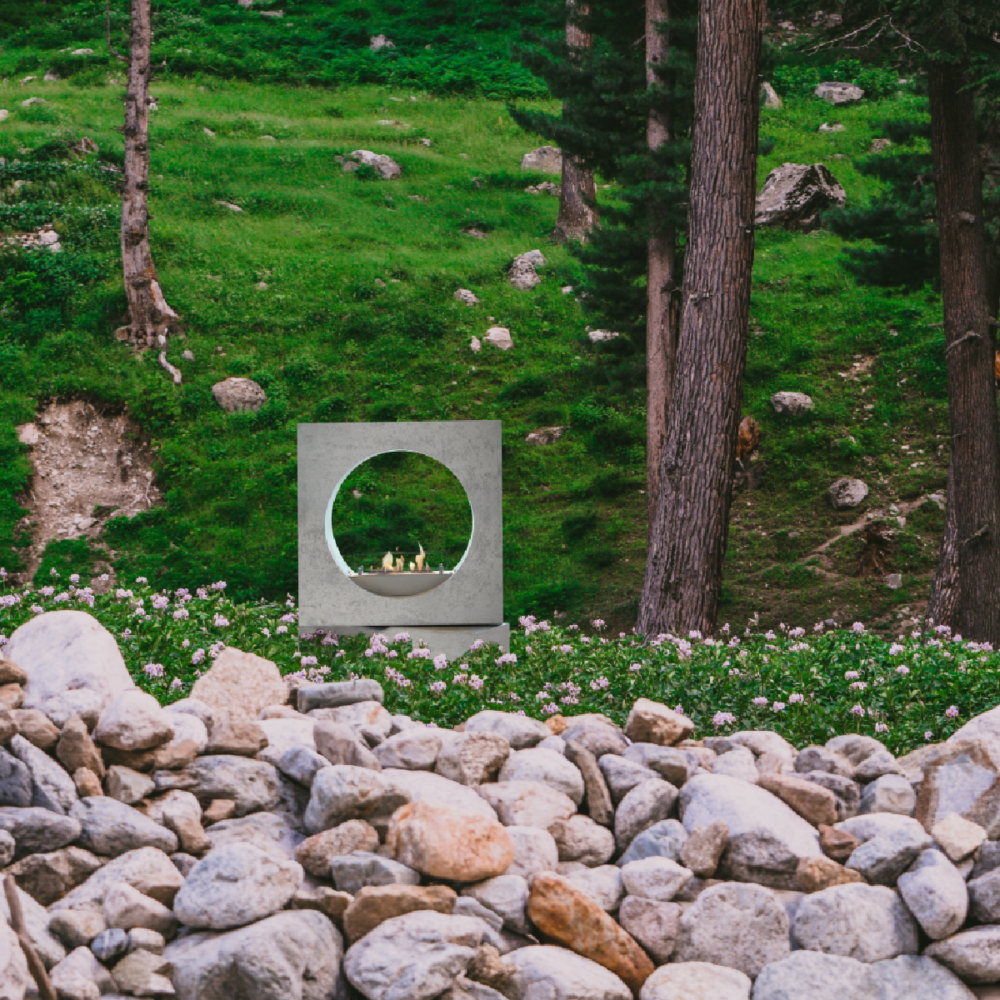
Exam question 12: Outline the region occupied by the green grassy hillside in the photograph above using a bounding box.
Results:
[0,11,957,634]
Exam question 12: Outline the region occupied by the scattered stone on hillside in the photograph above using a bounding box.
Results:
[525,426,567,446]
[211,377,268,413]
[520,146,562,174]
[217,200,242,211]
[344,149,402,179]
[885,573,903,589]
[769,391,815,417]
[483,326,513,350]
[588,329,620,343]
[455,288,480,306]
[22,97,46,107]
[470,336,482,352]
[509,250,546,290]
[755,163,846,230]
[370,34,394,50]
[526,181,560,196]
[871,138,892,153]
[0,111,8,122]
[818,122,845,133]
[761,82,782,109]
[815,81,865,104]
[827,478,869,510]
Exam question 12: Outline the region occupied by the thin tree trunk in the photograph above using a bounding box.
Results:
[553,1,598,243]
[118,0,177,349]
[928,63,1000,644]
[927,457,960,629]
[645,0,678,518]
[637,0,764,637]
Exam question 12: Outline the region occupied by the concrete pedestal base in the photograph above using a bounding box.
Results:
[301,623,510,660]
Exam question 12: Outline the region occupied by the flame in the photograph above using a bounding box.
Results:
[395,556,405,573]
[382,551,394,571]
[415,544,426,572]
[409,561,415,571]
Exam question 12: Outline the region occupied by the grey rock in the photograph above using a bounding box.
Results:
[51,945,116,996]
[500,748,584,806]
[618,896,680,966]
[297,679,384,713]
[565,865,625,912]
[641,962,750,1000]
[751,952,880,1000]
[105,765,155,805]
[171,852,198,877]
[761,81,783,109]
[462,875,530,934]
[451,897,503,934]
[5,610,135,723]
[725,731,796,759]
[679,774,821,889]
[374,729,442,771]
[815,81,865,104]
[615,779,678,852]
[828,478,870,511]
[382,767,497,818]
[10,733,77,813]
[165,697,214,729]
[618,818,689,867]
[792,883,918,962]
[153,754,282,816]
[0,829,12,868]
[564,740,614,827]
[713,747,760,784]
[794,746,854,779]
[551,814,615,866]
[331,851,421,894]
[70,798,178,857]
[0,745,32,807]
[844,823,932,885]
[212,377,267,412]
[925,925,1000,984]
[674,881,789,979]
[308,700,392,741]
[454,289,480,306]
[623,744,697,786]
[0,919,29,999]
[621,856,692,902]
[103,881,177,937]
[464,711,550,750]
[435,732,510,786]
[826,735,888,767]
[274,744,331,786]
[127,927,164,955]
[561,721,628,759]
[94,689,174,752]
[972,840,1000,880]
[345,150,402,180]
[598,754,659,806]
[505,945,631,1000]
[755,164,846,232]
[0,882,66,969]
[314,721,383,770]
[967,868,1000,923]
[174,842,303,929]
[49,909,106,949]
[205,811,303,862]
[505,825,559,880]
[520,146,562,174]
[859,774,915,816]
[798,771,860,821]
[476,780,575,831]
[873,955,977,1000]
[897,849,968,939]
[90,928,129,965]
[0,806,80,858]
[854,749,903,782]
[165,909,344,1000]
[344,910,486,1000]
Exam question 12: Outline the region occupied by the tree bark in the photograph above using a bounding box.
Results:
[637,0,764,637]
[119,0,177,348]
[926,458,960,629]
[645,0,678,518]
[928,62,1000,644]
[553,1,598,243]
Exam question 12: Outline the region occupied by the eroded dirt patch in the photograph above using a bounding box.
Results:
[15,400,161,582]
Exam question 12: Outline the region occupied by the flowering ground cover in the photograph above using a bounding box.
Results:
[2,571,996,756]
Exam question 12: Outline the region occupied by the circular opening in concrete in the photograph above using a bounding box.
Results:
[328,451,473,598]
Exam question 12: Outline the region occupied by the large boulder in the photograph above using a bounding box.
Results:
[165,909,343,1000]
[190,648,287,723]
[174,842,303,929]
[815,81,865,104]
[211,377,267,412]
[754,163,846,231]
[790,883,919,963]
[520,146,562,174]
[504,945,632,1000]
[345,150,402,180]
[4,611,134,724]
[827,479,869,511]
[679,774,821,889]
[344,910,486,1000]
[673,881,789,980]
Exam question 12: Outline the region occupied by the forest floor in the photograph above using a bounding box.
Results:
[0,40,956,636]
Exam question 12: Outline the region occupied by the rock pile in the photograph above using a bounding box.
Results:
[2,611,1000,999]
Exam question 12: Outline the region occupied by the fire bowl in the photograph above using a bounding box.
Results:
[350,571,452,598]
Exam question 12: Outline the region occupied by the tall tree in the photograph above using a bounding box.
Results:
[645,0,678,514]
[113,0,179,358]
[637,0,765,636]
[928,60,1000,642]
[552,1,598,243]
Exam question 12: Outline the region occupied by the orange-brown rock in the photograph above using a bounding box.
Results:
[11,709,57,749]
[0,659,27,685]
[797,855,865,893]
[57,716,105,778]
[624,699,694,747]
[0,683,23,710]
[527,871,654,995]
[545,715,568,736]
[290,887,352,928]
[73,767,103,798]
[343,884,457,942]
[202,799,237,825]
[818,824,859,862]
[759,773,838,827]
[387,800,513,882]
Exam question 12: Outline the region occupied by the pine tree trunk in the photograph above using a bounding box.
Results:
[553,1,598,243]
[926,458,960,629]
[119,0,177,348]
[928,63,1000,644]
[645,0,678,517]
[637,0,764,637]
